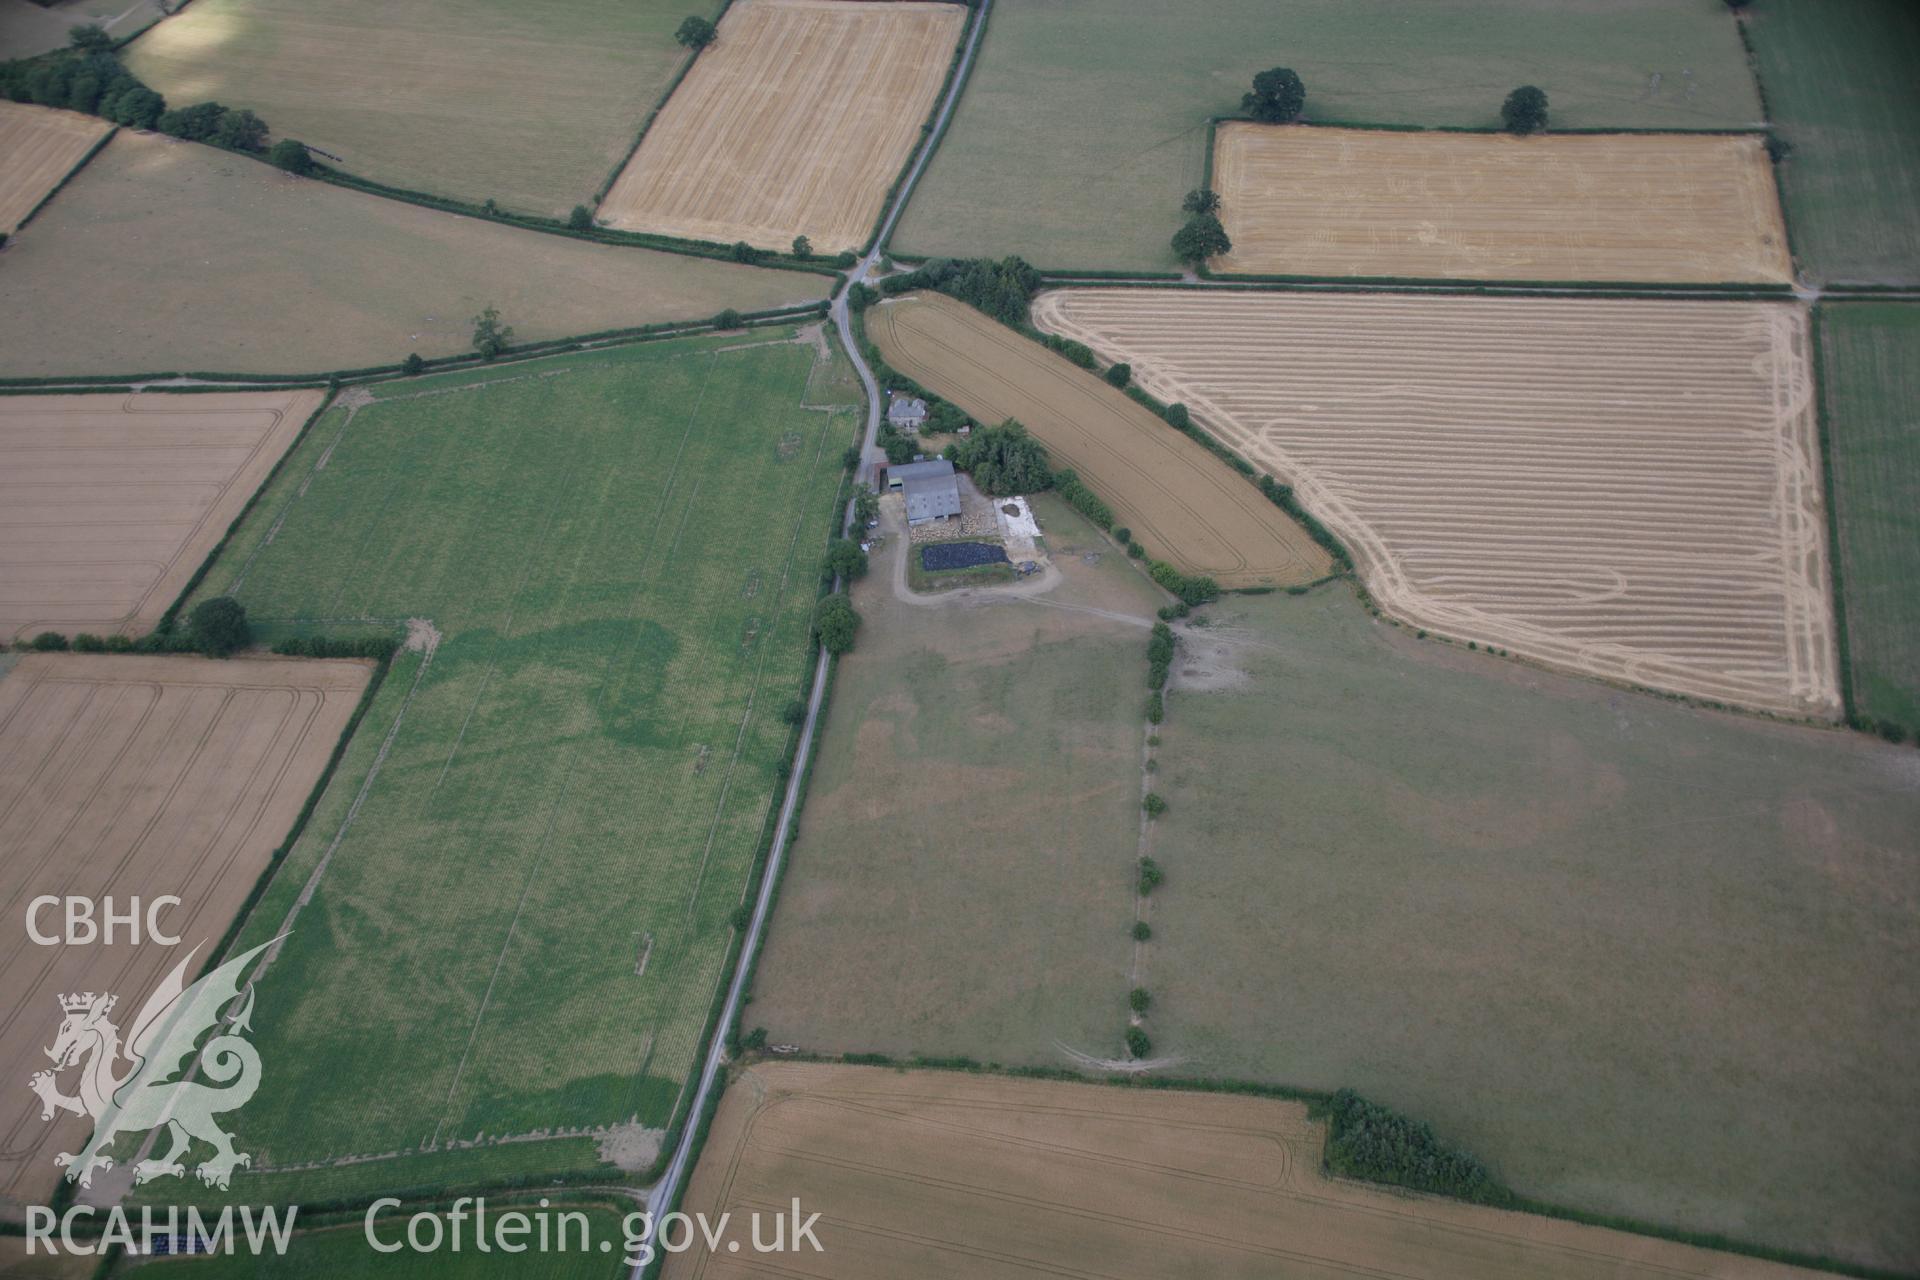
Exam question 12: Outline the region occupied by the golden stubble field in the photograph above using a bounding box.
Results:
[0,653,370,1212]
[1034,289,1839,717]
[0,101,110,233]
[1213,124,1793,283]
[666,1062,1826,1280]
[600,0,966,252]
[0,389,322,643]
[868,292,1329,588]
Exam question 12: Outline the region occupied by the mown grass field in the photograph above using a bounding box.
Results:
[750,495,1163,1063]
[136,1206,631,1278]
[1744,0,1920,285]
[0,134,821,378]
[150,330,853,1202]
[892,0,1761,271]
[124,0,705,216]
[1818,303,1920,735]
[1147,589,1919,1269]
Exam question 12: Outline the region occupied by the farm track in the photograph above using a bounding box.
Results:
[1214,125,1793,284]
[1035,289,1840,717]
[601,0,966,253]
[868,292,1329,588]
[0,654,370,1213]
[0,103,110,234]
[0,390,323,643]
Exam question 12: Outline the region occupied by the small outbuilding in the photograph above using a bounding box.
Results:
[887,392,929,431]
[887,458,962,525]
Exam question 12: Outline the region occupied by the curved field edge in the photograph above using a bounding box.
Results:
[667,1060,1895,1280]
[121,333,857,1208]
[865,291,1329,587]
[1031,287,1841,719]
[0,132,828,379]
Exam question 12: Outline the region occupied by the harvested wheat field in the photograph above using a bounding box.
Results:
[0,653,371,1213]
[667,1062,1824,1280]
[1035,289,1838,716]
[0,389,321,643]
[0,102,110,234]
[869,292,1328,587]
[0,132,823,377]
[600,0,966,253]
[1213,124,1793,283]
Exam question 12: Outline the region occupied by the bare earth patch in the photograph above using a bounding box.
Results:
[600,0,966,253]
[0,654,371,1213]
[1214,124,1792,283]
[1034,289,1839,717]
[0,388,322,642]
[0,102,110,233]
[668,1062,1828,1280]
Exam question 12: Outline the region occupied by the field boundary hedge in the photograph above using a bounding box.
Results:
[1806,305,1874,739]
[729,1049,1906,1280]
[1038,276,1803,303]
[871,0,990,260]
[0,302,830,392]
[868,0,992,258]
[10,121,116,233]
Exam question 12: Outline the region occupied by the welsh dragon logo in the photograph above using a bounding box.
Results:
[27,938,279,1190]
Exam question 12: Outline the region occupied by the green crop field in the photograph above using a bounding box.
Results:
[124,0,709,216]
[1144,589,1919,1269]
[1819,303,1920,735]
[1744,0,1920,285]
[750,495,1165,1063]
[893,0,1761,271]
[140,1207,631,1279]
[153,329,854,1203]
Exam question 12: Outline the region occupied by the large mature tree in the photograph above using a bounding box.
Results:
[675,15,717,49]
[1181,187,1221,216]
[187,597,250,657]
[269,138,313,175]
[1242,67,1305,123]
[471,305,514,360]
[1171,212,1232,266]
[212,107,268,152]
[67,24,113,53]
[953,420,1052,495]
[813,594,860,655]
[1501,85,1549,134]
[825,538,869,581]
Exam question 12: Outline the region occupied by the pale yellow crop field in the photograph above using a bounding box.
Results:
[1213,123,1793,284]
[1035,289,1839,717]
[0,102,110,233]
[600,0,965,253]
[0,389,322,643]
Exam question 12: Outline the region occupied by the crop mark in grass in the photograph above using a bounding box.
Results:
[431,357,723,1144]
[634,933,654,978]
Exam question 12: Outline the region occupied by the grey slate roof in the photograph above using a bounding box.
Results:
[887,458,955,487]
[888,396,929,425]
[904,474,962,523]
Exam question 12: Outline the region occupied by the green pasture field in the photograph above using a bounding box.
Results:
[1145,589,1919,1269]
[1744,0,1920,285]
[133,1207,632,1278]
[750,495,1164,1062]
[150,329,854,1203]
[892,0,1762,271]
[1818,303,1920,734]
[124,0,710,216]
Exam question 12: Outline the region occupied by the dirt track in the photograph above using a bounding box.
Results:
[600,0,966,252]
[0,389,321,642]
[666,1062,1827,1279]
[868,292,1329,588]
[0,102,110,233]
[0,654,370,1213]
[1034,288,1839,716]
[1213,124,1792,283]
